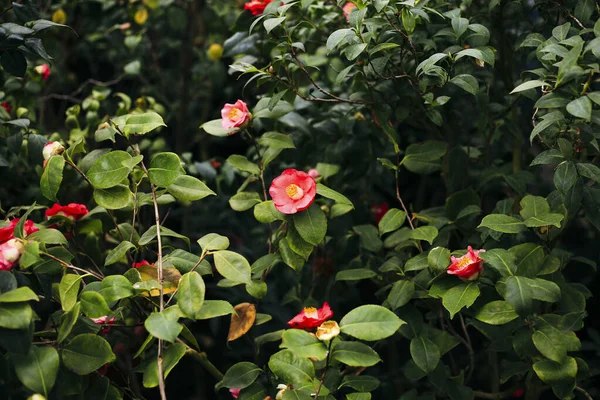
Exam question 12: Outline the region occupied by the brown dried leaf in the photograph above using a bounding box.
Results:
[228,302,256,341]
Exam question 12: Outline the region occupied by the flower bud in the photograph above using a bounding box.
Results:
[316,320,340,341]
[35,64,51,80]
[207,44,224,61]
[28,395,47,400]
[43,142,65,161]
[52,9,67,25]
[275,384,288,400]
[268,66,275,74]
[134,8,149,25]
[353,111,366,120]
[0,239,24,271]
[119,22,131,31]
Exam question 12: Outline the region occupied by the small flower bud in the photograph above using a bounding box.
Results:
[42,142,65,161]
[52,9,67,25]
[207,44,224,61]
[268,66,275,74]
[316,320,340,341]
[119,22,131,31]
[353,111,366,120]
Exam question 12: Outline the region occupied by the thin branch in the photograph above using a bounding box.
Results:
[575,386,593,400]
[472,390,513,399]
[40,251,103,280]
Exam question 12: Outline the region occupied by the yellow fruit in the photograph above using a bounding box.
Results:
[134,8,149,25]
[207,43,224,61]
[52,9,67,25]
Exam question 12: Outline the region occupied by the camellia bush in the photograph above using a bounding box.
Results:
[1,0,600,399]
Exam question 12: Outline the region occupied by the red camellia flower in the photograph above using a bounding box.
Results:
[343,2,357,20]
[35,64,51,80]
[46,203,89,221]
[243,0,274,16]
[1,102,11,114]
[269,169,317,214]
[287,302,333,329]
[371,202,390,224]
[133,260,152,268]
[0,239,25,271]
[221,100,251,129]
[91,315,116,334]
[229,388,241,398]
[512,388,525,398]
[447,246,486,280]
[0,219,39,243]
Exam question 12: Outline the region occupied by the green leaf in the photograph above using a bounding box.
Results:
[12,346,59,396]
[576,163,600,183]
[280,329,328,360]
[254,98,294,119]
[410,336,440,373]
[145,311,182,343]
[336,268,377,281]
[566,96,592,121]
[378,208,406,235]
[346,394,371,400]
[450,74,479,95]
[59,274,82,312]
[200,119,238,137]
[227,155,261,175]
[427,247,450,271]
[57,303,80,344]
[338,375,380,392]
[217,362,263,390]
[441,282,480,319]
[475,301,518,325]
[529,278,561,303]
[554,162,577,194]
[533,357,577,384]
[142,343,186,388]
[279,238,306,271]
[510,80,549,94]
[198,233,230,253]
[455,47,495,67]
[87,151,132,189]
[213,250,252,284]
[519,195,550,220]
[230,192,261,211]
[0,302,32,329]
[0,286,38,303]
[264,16,286,33]
[27,228,67,245]
[504,276,533,317]
[105,241,136,266]
[401,141,447,174]
[254,201,285,223]
[532,328,566,363]
[177,271,205,320]
[258,132,295,149]
[167,175,215,201]
[340,304,404,341]
[268,349,315,386]
[40,156,65,202]
[293,205,327,246]
[93,185,133,210]
[353,225,383,252]
[148,152,185,188]
[316,163,340,179]
[478,214,525,234]
[387,280,415,310]
[138,226,190,247]
[327,29,352,51]
[118,111,166,136]
[480,249,516,277]
[409,226,438,245]
[62,334,116,375]
[78,291,110,321]
[316,183,354,207]
[100,275,134,302]
[524,213,564,228]
[332,341,381,367]
[196,300,235,319]
[18,242,40,269]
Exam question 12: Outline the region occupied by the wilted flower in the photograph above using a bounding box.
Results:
[343,2,357,20]
[221,100,251,130]
[269,169,317,214]
[0,239,25,271]
[244,0,274,16]
[316,320,340,341]
[207,43,224,61]
[288,302,333,330]
[46,203,88,221]
[42,142,65,161]
[35,64,51,80]
[447,246,485,281]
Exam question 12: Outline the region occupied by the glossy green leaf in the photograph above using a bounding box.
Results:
[378,208,406,235]
[40,156,65,201]
[478,214,525,234]
[142,342,186,388]
[59,274,82,312]
[0,286,38,303]
[268,349,314,386]
[104,241,136,266]
[148,152,185,188]
[167,175,215,201]
[387,280,415,310]
[410,336,440,373]
[145,310,182,343]
[87,151,132,189]
[178,271,205,320]
[316,184,354,207]
[227,155,261,175]
[475,301,518,325]
[217,361,263,390]
[340,305,404,341]
[332,341,381,367]
[12,346,59,396]
[441,282,480,319]
[196,300,235,319]
[293,205,327,246]
[80,291,111,318]
[100,275,134,302]
[62,334,116,375]
[213,250,252,284]
[93,185,133,210]
[230,192,261,211]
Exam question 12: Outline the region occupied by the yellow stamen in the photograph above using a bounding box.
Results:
[303,307,318,318]
[285,184,304,200]
[455,256,472,268]
[228,108,243,121]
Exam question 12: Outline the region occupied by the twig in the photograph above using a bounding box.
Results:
[444,312,475,384]
[575,386,593,400]
[40,251,103,280]
[314,340,334,397]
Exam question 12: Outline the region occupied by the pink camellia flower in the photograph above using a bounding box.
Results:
[0,219,39,244]
[243,0,274,16]
[307,168,320,179]
[46,203,89,221]
[0,239,25,271]
[35,64,51,80]
[229,388,241,398]
[269,169,317,214]
[91,315,116,334]
[133,260,152,268]
[221,100,251,130]
[1,102,11,114]
[447,246,486,281]
[287,302,333,330]
[343,2,357,20]
[42,141,65,161]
